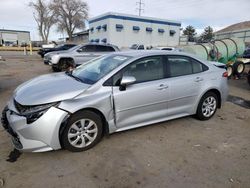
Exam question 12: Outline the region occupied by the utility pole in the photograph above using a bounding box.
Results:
[136,0,144,16]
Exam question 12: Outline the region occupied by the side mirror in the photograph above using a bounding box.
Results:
[119,76,136,91]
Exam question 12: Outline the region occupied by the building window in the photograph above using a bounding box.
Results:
[90,39,94,43]
[116,24,124,32]
[170,30,176,36]
[133,26,140,31]
[102,24,107,31]
[158,29,165,33]
[96,26,101,31]
[95,39,100,43]
[146,27,153,32]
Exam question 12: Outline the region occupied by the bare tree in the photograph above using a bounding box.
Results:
[29,0,55,43]
[50,0,88,41]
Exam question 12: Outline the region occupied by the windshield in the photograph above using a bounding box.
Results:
[72,54,132,85]
[67,44,82,52]
[55,44,64,48]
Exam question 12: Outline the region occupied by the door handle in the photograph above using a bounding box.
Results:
[195,77,204,82]
[158,84,169,90]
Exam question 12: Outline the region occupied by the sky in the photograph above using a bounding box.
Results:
[0,0,250,41]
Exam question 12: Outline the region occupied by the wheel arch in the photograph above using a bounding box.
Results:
[196,88,222,112]
[59,57,75,64]
[59,107,109,148]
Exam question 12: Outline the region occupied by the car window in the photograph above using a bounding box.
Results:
[192,58,205,73]
[105,46,116,52]
[95,45,115,52]
[78,45,96,52]
[64,45,75,49]
[112,56,164,85]
[130,44,138,49]
[167,56,207,77]
[162,48,173,51]
[244,49,250,55]
[138,45,144,50]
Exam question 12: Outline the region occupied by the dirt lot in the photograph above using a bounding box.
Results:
[0,51,249,188]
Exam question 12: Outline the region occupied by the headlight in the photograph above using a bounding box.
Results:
[14,101,59,124]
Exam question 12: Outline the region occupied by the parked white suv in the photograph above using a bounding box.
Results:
[44,43,120,71]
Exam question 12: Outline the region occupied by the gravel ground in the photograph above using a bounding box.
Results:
[0,51,249,188]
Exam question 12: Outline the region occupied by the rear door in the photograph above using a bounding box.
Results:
[166,55,208,116]
[112,55,170,129]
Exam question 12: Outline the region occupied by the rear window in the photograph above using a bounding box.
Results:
[95,45,115,52]
[167,56,208,77]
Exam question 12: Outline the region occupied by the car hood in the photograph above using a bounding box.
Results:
[14,73,90,106]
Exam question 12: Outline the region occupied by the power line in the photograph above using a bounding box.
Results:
[136,0,145,16]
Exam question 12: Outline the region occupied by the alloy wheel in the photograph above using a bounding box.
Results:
[67,119,98,148]
[202,96,217,118]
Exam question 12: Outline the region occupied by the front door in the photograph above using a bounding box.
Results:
[112,56,170,129]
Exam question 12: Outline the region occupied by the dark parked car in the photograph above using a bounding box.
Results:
[38,44,77,58]
[243,49,250,58]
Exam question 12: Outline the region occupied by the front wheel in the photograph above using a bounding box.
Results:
[196,92,218,120]
[61,111,103,152]
[58,58,75,72]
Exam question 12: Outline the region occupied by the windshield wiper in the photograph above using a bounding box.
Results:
[65,71,84,83]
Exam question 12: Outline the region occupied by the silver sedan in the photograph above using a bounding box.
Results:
[2,50,228,152]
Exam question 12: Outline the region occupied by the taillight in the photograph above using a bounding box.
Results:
[222,72,228,77]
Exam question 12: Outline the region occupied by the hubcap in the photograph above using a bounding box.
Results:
[227,67,232,76]
[237,64,244,73]
[202,96,217,118]
[68,119,98,148]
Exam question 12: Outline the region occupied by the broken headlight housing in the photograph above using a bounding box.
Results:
[14,100,59,124]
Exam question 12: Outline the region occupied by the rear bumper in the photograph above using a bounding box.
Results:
[1,104,69,152]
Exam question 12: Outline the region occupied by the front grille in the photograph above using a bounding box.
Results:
[1,106,9,130]
[1,106,18,138]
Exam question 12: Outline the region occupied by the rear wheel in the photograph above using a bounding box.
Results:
[196,92,218,120]
[233,61,245,75]
[61,111,103,152]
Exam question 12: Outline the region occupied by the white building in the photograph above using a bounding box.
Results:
[89,12,181,48]
[0,29,30,46]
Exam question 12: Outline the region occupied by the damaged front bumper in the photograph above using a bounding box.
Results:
[1,102,69,152]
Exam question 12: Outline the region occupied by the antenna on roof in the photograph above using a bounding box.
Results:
[136,0,145,16]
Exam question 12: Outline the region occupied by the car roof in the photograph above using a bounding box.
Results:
[87,43,117,47]
[111,50,194,58]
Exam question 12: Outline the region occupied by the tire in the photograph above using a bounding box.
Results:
[61,110,103,152]
[58,58,75,72]
[52,66,60,72]
[196,92,218,120]
[233,61,245,75]
[227,65,233,78]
